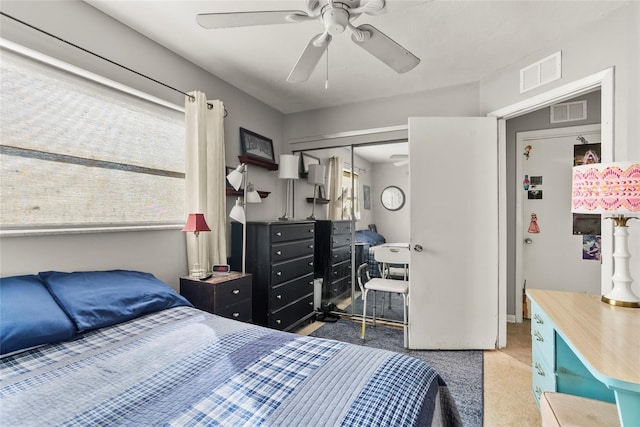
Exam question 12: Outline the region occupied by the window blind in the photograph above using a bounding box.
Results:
[0,48,185,230]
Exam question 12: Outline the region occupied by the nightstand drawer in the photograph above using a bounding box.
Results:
[271,223,315,242]
[271,239,314,261]
[215,278,252,307]
[271,273,314,312]
[216,299,252,322]
[532,351,556,407]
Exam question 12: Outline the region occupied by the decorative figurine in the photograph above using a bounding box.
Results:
[523,175,530,190]
[528,213,540,234]
[523,145,532,160]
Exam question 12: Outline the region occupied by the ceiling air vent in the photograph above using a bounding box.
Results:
[550,100,587,123]
[520,51,562,93]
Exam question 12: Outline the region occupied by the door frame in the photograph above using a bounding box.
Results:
[489,67,614,336]
[514,124,602,323]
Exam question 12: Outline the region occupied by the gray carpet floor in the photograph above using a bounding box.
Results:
[310,319,483,427]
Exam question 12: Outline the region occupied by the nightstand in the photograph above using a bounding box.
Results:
[180,272,252,322]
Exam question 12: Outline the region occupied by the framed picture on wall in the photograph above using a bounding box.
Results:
[301,152,320,177]
[239,127,275,163]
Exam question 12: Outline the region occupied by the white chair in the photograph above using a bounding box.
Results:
[357,245,409,348]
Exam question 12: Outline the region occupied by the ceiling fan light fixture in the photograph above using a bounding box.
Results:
[322,7,350,34]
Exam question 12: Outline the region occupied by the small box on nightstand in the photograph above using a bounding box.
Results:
[180,272,252,323]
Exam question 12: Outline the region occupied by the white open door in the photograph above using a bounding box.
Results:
[408,117,499,349]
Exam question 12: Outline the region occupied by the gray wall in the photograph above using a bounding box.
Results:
[0,1,285,289]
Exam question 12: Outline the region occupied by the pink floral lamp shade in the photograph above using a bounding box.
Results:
[571,162,640,215]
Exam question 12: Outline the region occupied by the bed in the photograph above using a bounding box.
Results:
[0,270,461,426]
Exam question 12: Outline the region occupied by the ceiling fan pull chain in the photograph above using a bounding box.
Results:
[325,45,329,90]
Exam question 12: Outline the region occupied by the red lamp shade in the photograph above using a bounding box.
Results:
[182,213,211,233]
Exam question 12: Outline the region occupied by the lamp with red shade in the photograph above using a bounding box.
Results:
[182,213,211,279]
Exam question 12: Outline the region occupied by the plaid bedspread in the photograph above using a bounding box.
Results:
[0,306,461,426]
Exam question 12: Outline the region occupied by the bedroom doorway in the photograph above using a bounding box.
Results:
[516,124,602,319]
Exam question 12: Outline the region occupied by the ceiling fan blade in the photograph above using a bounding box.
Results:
[287,34,332,83]
[196,10,311,29]
[351,24,420,73]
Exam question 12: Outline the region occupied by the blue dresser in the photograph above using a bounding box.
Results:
[527,289,640,426]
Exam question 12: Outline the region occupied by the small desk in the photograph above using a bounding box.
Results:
[527,289,640,426]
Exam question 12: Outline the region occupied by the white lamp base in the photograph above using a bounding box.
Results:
[602,225,640,308]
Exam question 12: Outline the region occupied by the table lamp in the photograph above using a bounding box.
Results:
[307,163,326,220]
[571,161,640,307]
[182,213,211,278]
[227,163,261,273]
[278,154,300,220]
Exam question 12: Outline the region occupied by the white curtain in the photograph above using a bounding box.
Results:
[184,92,227,271]
[327,156,344,220]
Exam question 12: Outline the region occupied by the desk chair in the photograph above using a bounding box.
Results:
[357,246,409,348]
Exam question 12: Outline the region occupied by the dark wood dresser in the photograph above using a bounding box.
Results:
[179,272,252,322]
[314,220,352,304]
[231,220,315,331]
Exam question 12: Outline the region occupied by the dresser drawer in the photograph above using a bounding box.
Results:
[216,299,252,323]
[215,277,253,307]
[331,234,352,248]
[530,301,555,360]
[269,294,314,331]
[271,239,314,261]
[331,221,352,235]
[324,275,351,300]
[330,259,351,280]
[532,350,556,407]
[271,223,315,243]
[330,245,352,264]
[270,273,314,312]
[271,255,314,285]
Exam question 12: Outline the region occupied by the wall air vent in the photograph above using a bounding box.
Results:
[550,100,587,123]
[520,51,562,93]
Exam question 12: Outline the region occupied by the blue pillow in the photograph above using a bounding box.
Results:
[39,270,192,332]
[0,274,76,355]
[355,230,386,246]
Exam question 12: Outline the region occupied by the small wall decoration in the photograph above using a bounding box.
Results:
[528,213,540,233]
[573,213,601,235]
[530,176,543,186]
[523,175,530,190]
[527,190,542,199]
[239,127,275,163]
[573,143,601,166]
[318,185,326,200]
[582,235,601,260]
[523,144,532,160]
[363,185,371,210]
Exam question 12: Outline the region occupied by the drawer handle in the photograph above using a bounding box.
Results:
[533,331,544,342]
[309,281,313,285]
[534,314,544,324]
[309,301,313,306]
[308,229,314,233]
[276,294,282,299]
[275,319,282,325]
[276,271,282,276]
[534,362,545,376]
[308,245,314,249]
[308,262,313,266]
[232,289,240,295]
[534,386,542,398]
[232,312,240,318]
[275,250,282,256]
[275,232,282,237]
[333,240,337,244]
[334,254,338,258]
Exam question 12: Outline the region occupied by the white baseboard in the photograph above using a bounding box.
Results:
[507,314,516,323]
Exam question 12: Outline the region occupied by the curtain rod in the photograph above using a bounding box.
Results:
[0,11,228,118]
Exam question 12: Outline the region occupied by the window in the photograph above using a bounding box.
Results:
[0,47,185,232]
[342,169,360,220]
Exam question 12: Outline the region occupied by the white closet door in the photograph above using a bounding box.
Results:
[408,117,499,349]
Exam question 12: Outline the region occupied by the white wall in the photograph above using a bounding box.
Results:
[0,1,285,289]
[370,163,410,243]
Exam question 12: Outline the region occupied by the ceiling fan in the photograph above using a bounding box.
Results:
[196,0,420,83]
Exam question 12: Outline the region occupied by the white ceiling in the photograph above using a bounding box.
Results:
[86,1,629,115]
